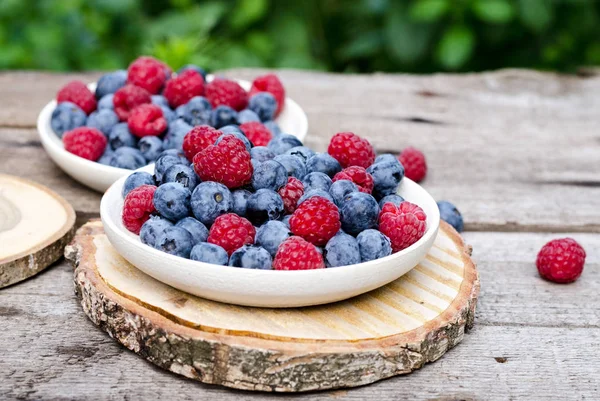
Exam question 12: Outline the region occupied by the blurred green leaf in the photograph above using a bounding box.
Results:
[518,0,553,32]
[409,0,449,22]
[337,31,382,60]
[148,3,227,39]
[244,31,274,60]
[229,0,269,31]
[385,3,433,63]
[436,25,475,69]
[472,0,514,24]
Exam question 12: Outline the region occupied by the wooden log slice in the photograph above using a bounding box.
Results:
[65,220,479,392]
[0,174,75,288]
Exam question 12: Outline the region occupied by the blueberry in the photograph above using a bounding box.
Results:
[215,132,252,152]
[98,147,114,165]
[154,182,191,221]
[255,220,292,257]
[306,153,342,177]
[339,192,379,236]
[163,119,193,150]
[190,182,233,225]
[357,229,392,262]
[211,105,238,128]
[220,125,243,135]
[248,92,277,121]
[237,109,261,124]
[297,189,335,206]
[378,194,405,209]
[268,134,302,155]
[329,180,358,207]
[175,217,208,244]
[324,231,361,267]
[246,189,284,225]
[140,216,173,248]
[250,146,275,162]
[95,70,127,98]
[176,96,211,126]
[109,122,137,150]
[109,147,146,170]
[160,105,177,123]
[155,226,194,258]
[273,154,306,179]
[263,120,281,136]
[281,215,291,228]
[302,172,332,192]
[437,201,464,233]
[232,189,252,216]
[374,153,398,164]
[154,150,188,182]
[138,136,164,162]
[51,102,87,137]
[285,146,315,162]
[229,245,272,269]
[366,159,405,200]
[252,160,288,191]
[122,171,155,198]
[98,94,114,110]
[87,109,118,137]
[190,243,229,265]
[178,64,207,81]
[162,164,199,189]
[151,95,170,108]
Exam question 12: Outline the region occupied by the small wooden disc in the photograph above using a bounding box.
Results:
[0,174,76,288]
[66,220,479,392]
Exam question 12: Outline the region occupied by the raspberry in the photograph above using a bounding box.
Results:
[273,237,325,270]
[122,184,157,234]
[398,147,427,182]
[379,201,427,253]
[164,69,205,108]
[205,79,248,111]
[249,74,285,116]
[327,132,376,169]
[182,125,222,161]
[289,197,340,246]
[333,166,374,194]
[193,135,253,189]
[62,127,107,161]
[207,213,256,255]
[57,81,97,115]
[536,238,586,283]
[113,84,151,121]
[240,121,272,147]
[127,104,167,137]
[127,56,168,94]
[278,177,304,214]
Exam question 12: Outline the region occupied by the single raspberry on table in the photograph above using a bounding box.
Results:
[327,132,376,169]
[205,78,248,111]
[182,125,222,161]
[62,127,107,161]
[273,236,325,270]
[113,84,151,121]
[398,146,427,182]
[193,135,253,189]
[289,196,340,246]
[127,104,167,137]
[536,238,586,283]
[127,56,168,94]
[379,201,427,253]
[57,81,97,115]
[333,166,374,194]
[249,74,285,116]
[207,213,256,255]
[278,177,304,214]
[240,121,272,147]
[122,184,157,234]
[163,69,205,108]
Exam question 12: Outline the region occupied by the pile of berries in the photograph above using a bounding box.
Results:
[122,130,431,270]
[51,56,286,170]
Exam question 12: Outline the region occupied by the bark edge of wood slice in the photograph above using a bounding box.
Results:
[66,219,479,392]
[0,174,76,288]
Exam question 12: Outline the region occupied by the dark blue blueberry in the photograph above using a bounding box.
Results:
[255,220,292,257]
[324,231,361,267]
[329,179,359,207]
[215,132,252,152]
[268,134,302,155]
[175,217,208,244]
[98,147,114,165]
[51,102,86,137]
[297,189,335,206]
[98,94,114,110]
[140,216,173,248]
[178,64,207,81]
[87,109,118,137]
[176,96,211,126]
[302,172,332,192]
[252,160,287,191]
[122,171,155,198]
[138,136,164,162]
[155,226,194,258]
[95,70,127,99]
[109,147,146,170]
[246,189,284,225]
[160,105,177,123]
[248,92,277,121]
[374,153,398,164]
[232,189,251,216]
[151,95,170,108]
[357,229,392,262]
[378,194,405,209]
[306,153,342,177]
[190,182,233,225]
[162,164,199,189]
[220,125,243,135]
[190,243,229,265]
[263,120,281,136]
[281,215,291,228]
[285,146,315,162]
[229,245,272,269]
[109,122,137,150]
[154,150,188,182]
[250,146,275,162]
[273,154,306,179]
[163,119,193,150]
[154,182,191,221]
[437,201,464,233]
[366,159,405,200]
[237,109,261,124]
[211,105,238,128]
[339,192,379,236]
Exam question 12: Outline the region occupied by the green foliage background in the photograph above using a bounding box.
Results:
[1,0,599,73]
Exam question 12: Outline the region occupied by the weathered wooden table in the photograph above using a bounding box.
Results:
[1,69,599,400]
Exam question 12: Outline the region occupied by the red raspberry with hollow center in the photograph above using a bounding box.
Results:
[333,166,374,194]
[127,104,167,137]
[182,125,222,161]
[250,74,285,116]
[164,70,205,108]
[379,201,427,253]
[398,147,427,183]
[278,177,304,214]
[536,238,586,283]
[240,121,272,146]
[62,127,107,161]
[289,197,340,246]
[113,84,151,121]
[193,135,253,189]
[57,81,97,115]
[327,132,376,169]
[207,213,256,255]
[122,185,157,234]
[206,79,248,111]
[273,236,325,271]
[127,56,168,94]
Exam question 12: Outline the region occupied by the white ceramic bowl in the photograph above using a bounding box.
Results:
[37,77,308,193]
[100,165,440,308]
